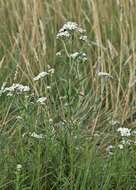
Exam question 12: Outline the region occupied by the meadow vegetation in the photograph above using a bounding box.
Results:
[0,0,136,189]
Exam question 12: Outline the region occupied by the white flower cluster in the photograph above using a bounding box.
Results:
[33,71,48,81]
[115,127,135,151]
[70,52,79,59]
[16,164,22,172]
[79,35,88,42]
[117,127,131,137]
[1,83,30,96]
[30,132,44,139]
[70,52,87,62]
[106,145,114,155]
[37,97,47,105]
[56,51,62,56]
[97,72,113,80]
[106,143,124,155]
[121,139,131,145]
[59,21,85,33]
[33,68,55,81]
[48,68,55,74]
[117,127,131,149]
[118,144,124,149]
[56,21,86,39]
[56,31,71,39]
[106,127,135,155]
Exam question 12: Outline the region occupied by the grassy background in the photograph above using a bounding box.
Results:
[0,0,136,189]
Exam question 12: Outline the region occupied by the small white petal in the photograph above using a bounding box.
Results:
[33,72,48,81]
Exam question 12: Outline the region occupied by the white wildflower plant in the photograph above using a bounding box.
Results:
[56,21,88,65]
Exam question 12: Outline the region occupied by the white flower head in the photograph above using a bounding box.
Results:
[60,22,78,32]
[70,52,79,59]
[30,132,44,139]
[118,144,123,149]
[33,71,48,81]
[132,130,136,136]
[106,145,114,152]
[56,51,62,56]
[37,97,47,105]
[56,21,86,39]
[97,72,113,79]
[117,127,131,137]
[60,21,85,33]
[80,53,87,62]
[56,31,70,39]
[47,86,51,89]
[49,118,53,123]
[70,52,87,62]
[121,139,131,145]
[79,35,88,42]
[2,83,30,95]
[16,164,22,171]
[48,68,55,74]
